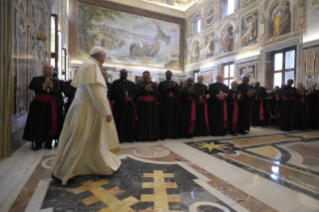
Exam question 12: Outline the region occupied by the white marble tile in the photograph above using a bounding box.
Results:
[25,179,53,212]
[0,143,56,212]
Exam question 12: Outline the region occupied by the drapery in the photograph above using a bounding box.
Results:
[0,0,13,159]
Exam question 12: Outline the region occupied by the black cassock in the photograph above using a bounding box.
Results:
[193,83,210,136]
[158,80,180,138]
[207,83,229,136]
[23,76,63,148]
[267,91,282,106]
[294,90,307,130]
[306,90,319,130]
[136,81,160,140]
[236,83,254,134]
[280,85,297,131]
[251,87,267,126]
[113,79,136,142]
[227,89,238,134]
[106,81,114,112]
[63,80,76,115]
[179,86,199,138]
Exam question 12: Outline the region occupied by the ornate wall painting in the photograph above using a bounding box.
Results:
[220,25,234,54]
[14,9,29,116]
[241,0,258,8]
[241,12,258,47]
[190,40,200,63]
[16,0,29,17]
[31,0,45,34]
[268,0,291,40]
[202,72,214,86]
[306,51,315,73]
[31,33,44,79]
[78,3,181,70]
[293,16,306,30]
[203,32,215,59]
[112,72,134,82]
[238,64,256,81]
[305,75,314,90]
[203,3,215,28]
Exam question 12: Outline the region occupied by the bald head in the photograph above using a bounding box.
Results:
[216,74,223,83]
[198,75,204,84]
[297,82,303,89]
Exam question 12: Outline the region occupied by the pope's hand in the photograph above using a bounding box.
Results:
[106,115,112,122]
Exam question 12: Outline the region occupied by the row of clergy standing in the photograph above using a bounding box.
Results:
[23,65,319,150]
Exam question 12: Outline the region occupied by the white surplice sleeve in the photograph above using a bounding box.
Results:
[87,84,112,117]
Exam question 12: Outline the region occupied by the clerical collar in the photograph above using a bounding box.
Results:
[121,79,126,82]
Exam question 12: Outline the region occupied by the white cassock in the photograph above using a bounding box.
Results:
[53,57,121,185]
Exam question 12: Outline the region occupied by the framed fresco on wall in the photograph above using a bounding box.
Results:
[203,31,215,59]
[16,0,29,18]
[14,8,29,116]
[305,75,314,90]
[305,51,315,73]
[31,32,44,79]
[31,0,45,34]
[69,0,185,72]
[236,62,259,83]
[238,64,256,81]
[268,0,291,40]
[241,11,258,48]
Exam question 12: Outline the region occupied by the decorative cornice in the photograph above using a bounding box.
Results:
[101,0,185,18]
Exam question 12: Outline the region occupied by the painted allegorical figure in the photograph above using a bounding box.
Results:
[269,0,291,40]
[241,15,258,46]
[221,25,233,53]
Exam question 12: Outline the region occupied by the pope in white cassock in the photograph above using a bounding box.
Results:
[53,46,121,185]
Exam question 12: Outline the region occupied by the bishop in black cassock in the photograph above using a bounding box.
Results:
[193,75,210,136]
[207,74,229,136]
[23,64,63,150]
[179,78,199,138]
[227,81,239,135]
[158,71,180,139]
[280,79,297,131]
[113,69,136,142]
[306,83,319,130]
[251,82,267,126]
[294,83,307,130]
[236,75,256,134]
[136,71,160,140]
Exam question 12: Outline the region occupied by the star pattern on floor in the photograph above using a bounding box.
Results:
[197,141,230,152]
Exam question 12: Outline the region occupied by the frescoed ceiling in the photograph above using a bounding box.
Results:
[143,0,198,11]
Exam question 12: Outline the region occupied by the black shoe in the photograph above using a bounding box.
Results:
[160,136,165,140]
[172,135,178,139]
[32,145,42,151]
[230,132,237,136]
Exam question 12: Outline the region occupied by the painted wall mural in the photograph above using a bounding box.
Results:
[31,0,45,34]
[203,31,215,59]
[203,2,215,28]
[78,3,181,70]
[190,40,200,63]
[143,0,197,10]
[268,0,291,40]
[241,12,258,47]
[14,9,29,115]
[220,25,234,54]
[16,0,29,17]
[241,0,258,8]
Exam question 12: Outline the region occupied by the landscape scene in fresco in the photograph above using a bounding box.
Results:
[78,3,181,69]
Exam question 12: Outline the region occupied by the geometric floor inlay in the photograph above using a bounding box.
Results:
[186,133,319,200]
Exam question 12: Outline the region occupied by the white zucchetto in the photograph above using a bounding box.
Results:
[90,46,104,55]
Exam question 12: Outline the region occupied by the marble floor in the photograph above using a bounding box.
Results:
[1,127,319,212]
